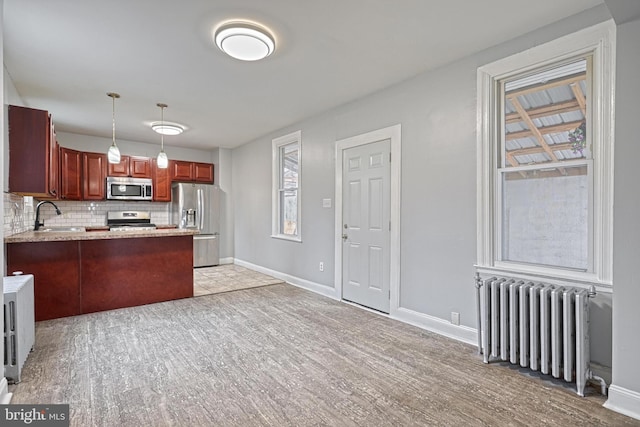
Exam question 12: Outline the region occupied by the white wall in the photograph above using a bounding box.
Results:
[232,4,614,367]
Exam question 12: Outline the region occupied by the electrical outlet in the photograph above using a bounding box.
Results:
[451,312,460,326]
[319,262,324,272]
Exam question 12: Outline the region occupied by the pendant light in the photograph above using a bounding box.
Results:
[156,103,169,169]
[106,92,121,164]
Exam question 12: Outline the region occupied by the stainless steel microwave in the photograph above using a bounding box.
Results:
[106,177,153,201]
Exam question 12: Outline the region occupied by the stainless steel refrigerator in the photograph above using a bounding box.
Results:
[171,183,220,267]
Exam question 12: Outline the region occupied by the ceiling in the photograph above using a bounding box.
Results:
[4,0,604,151]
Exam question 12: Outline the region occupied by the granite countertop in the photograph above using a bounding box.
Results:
[5,228,198,243]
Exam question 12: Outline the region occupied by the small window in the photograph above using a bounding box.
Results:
[272,131,301,241]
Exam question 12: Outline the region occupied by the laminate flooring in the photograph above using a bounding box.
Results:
[9,284,638,426]
[194,264,283,296]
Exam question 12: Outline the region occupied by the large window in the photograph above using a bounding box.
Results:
[272,131,301,241]
[477,22,615,286]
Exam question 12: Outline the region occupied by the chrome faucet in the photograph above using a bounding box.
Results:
[34,200,62,231]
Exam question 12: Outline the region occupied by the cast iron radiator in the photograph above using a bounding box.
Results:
[475,274,606,396]
[3,274,35,384]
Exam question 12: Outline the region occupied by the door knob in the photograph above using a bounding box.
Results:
[342,233,348,241]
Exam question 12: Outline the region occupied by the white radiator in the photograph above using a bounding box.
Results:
[475,275,606,396]
[3,274,35,384]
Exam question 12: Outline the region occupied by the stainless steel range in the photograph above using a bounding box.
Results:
[107,211,156,231]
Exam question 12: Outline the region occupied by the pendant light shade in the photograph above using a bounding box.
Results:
[156,103,169,169]
[107,92,121,164]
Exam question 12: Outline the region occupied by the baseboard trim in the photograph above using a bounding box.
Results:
[233,259,340,300]
[0,377,12,404]
[604,384,640,420]
[393,307,478,346]
[219,257,234,265]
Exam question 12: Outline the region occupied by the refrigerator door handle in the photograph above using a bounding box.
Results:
[197,188,205,231]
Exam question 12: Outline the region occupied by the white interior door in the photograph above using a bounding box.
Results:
[342,139,391,313]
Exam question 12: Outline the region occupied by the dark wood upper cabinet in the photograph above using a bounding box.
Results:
[107,155,152,178]
[83,152,107,200]
[194,162,214,183]
[107,156,129,176]
[130,156,152,178]
[170,160,214,184]
[7,107,213,199]
[170,160,193,182]
[8,105,59,199]
[152,158,172,202]
[59,147,82,200]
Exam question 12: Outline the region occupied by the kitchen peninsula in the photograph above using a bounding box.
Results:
[6,228,197,321]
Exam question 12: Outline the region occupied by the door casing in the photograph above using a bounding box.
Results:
[334,124,401,315]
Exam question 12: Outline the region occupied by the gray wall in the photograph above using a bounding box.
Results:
[218,148,234,260]
[57,132,215,164]
[611,14,640,398]
[232,4,614,368]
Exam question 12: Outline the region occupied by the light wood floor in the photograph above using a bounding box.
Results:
[193,264,283,296]
[10,283,638,426]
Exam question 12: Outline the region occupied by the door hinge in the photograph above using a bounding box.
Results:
[388,290,391,299]
[389,152,392,162]
[389,221,391,231]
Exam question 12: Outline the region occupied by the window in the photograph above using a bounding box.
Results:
[272,131,301,241]
[477,21,615,286]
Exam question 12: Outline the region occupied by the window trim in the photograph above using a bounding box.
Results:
[272,130,302,242]
[476,20,615,288]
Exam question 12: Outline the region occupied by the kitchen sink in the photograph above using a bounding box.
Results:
[35,226,86,233]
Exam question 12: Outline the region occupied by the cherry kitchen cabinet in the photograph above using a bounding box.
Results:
[108,155,152,178]
[8,105,60,199]
[170,160,193,181]
[83,151,107,200]
[107,156,128,176]
[152,158,172,202]
[59,147,83,200]
[194,162,214,183]
[170,160,214,183]
[130,156,152,178]
[7,241,81,321]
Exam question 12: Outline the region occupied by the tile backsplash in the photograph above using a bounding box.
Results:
[4,193,171,237]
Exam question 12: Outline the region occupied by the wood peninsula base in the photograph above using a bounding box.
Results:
[7,235,193,321]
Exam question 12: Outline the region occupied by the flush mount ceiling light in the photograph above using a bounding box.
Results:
[150,122,184,136]
[215,22,275,61]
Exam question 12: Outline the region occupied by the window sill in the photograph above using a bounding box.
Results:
[271,234,302,243]
[475,264,612,294]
